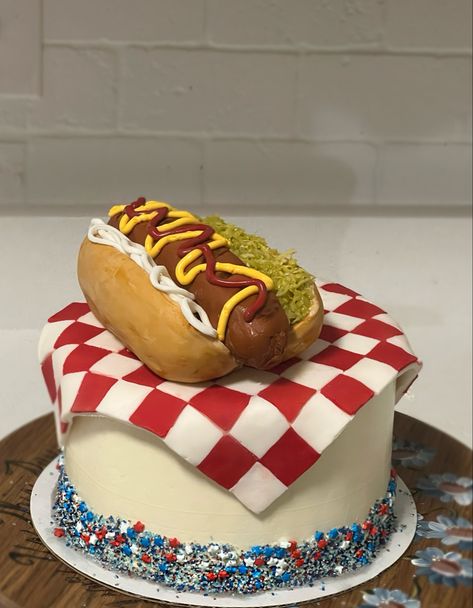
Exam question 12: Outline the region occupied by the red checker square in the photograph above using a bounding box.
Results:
[353,319,402,341]
[119,347,138,359]
[259,378,316,422]
[123,365,164,387]
[321,283,359,298]
[190,385,250,431]
[319,325,348,343]
[334,299,385,319]
[260,428,320,486]
[48,302,90,323]
[197,435,257,489]
[368,342,417,371]
[54,322,104,349]
[311,345,363,371]
[70,373,116,413]
[321,375,374,415]
[130,390,186,437]
[267,357,301,376]
[41,353,56,402]
[63,344,109,374]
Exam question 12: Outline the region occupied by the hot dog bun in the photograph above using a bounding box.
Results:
[78,238,238,383]
[77,199,324,383]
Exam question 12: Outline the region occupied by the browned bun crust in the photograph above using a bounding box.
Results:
[77,238,238,383]
[282,284,324,360]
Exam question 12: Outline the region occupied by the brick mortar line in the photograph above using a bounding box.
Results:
[0,132,471,146]
[43,40,473,57]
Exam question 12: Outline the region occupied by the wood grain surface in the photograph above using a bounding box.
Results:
[0,413,471,608]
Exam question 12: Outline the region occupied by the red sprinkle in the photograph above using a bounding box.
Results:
[345,531,353,541]
[370,526,379,536]
[95,526,107,541]
[81,533,90,544]
[169,537,180,548]
[313,551,321,560]
[291,549,302,559]
[289,540,297,552]
[378,503,388,515]
[391,468,397,478]
[356,549,364,558]
[218,570,229,579]
[133,521,145,533]
[53,528,65,537]
[141,554,152,563]
[115,534,126,544]
[362,520,372,530]
[206,572,217,581]
[165,552,176,562]
[254,557,265,566]
[317,539,327,550]
[295,558,304,567]
[110,540,120,547]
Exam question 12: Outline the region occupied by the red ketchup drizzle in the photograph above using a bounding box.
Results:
[122,198,268,322]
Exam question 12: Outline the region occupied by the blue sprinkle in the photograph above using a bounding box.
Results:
[263,546,274,557]
[351,524,361,533]
[122,545,132,557]
[329,528,339,539]
[238,565,248,575]
[159,562,168,572]
[140,537,150,548]
[274,548,286,559]
[154,536,164,547]
[315,531,324,541]
[254,580,262,589]
[126,527,136,539]
[281,572,291,582]
[89,546,95,554]
[226,566,236,573]
[79,502,88,513]
[252,569,261,578]
[251,545,262,555]
[86,511,94,522]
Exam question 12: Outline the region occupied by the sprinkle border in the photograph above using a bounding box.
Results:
[52,459,397,595]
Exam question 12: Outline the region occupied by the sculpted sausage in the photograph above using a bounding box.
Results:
[108,199,290,370]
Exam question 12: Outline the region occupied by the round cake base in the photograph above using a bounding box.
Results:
[31,458,417,607]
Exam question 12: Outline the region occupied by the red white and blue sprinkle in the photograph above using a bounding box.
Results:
[52,458,397,595]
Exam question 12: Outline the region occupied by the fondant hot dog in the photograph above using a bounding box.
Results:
[77,198,324,383]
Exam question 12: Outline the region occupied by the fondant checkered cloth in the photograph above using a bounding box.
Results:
[39,280,420,513]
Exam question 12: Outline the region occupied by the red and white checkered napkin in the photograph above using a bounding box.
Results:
[39,280,420,513]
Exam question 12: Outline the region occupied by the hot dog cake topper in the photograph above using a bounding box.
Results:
[78,197,324,383]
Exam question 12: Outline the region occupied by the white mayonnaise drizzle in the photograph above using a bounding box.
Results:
[87,219,217,338]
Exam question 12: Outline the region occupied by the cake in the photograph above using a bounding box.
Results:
[38,198,421,595]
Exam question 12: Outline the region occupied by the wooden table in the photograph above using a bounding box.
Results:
[0,413,471,608]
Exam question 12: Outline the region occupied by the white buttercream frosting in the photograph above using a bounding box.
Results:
[87,219,217,338]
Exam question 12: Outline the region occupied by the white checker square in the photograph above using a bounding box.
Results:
[281,360,340,390]
[78,311,104,328]
[164,406,223,465]
[158,380,211,402]
[387,334,414,354]
[231,462,287,514]
[90,352,143,378]
[345,358,397,393]
[96,380,152,419]
[320,290,353,312]
[323,311,364,331]
[333,333,380,355]
[59,371,87,416]
[38,320,73,361]
[299,339,331,360]
[216,367,278,395]
[229,396,289,458]
[85,331,124,352]
[293,392,353,453]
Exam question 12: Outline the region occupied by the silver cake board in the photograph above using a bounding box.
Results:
[31,459,417,607]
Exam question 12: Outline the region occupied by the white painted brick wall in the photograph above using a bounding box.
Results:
[0,0,471,211]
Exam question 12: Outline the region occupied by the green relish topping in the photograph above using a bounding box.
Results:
[202,215,314,325]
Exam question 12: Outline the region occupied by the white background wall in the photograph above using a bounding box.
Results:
[0,0,471,212]
[0,2,471,447]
